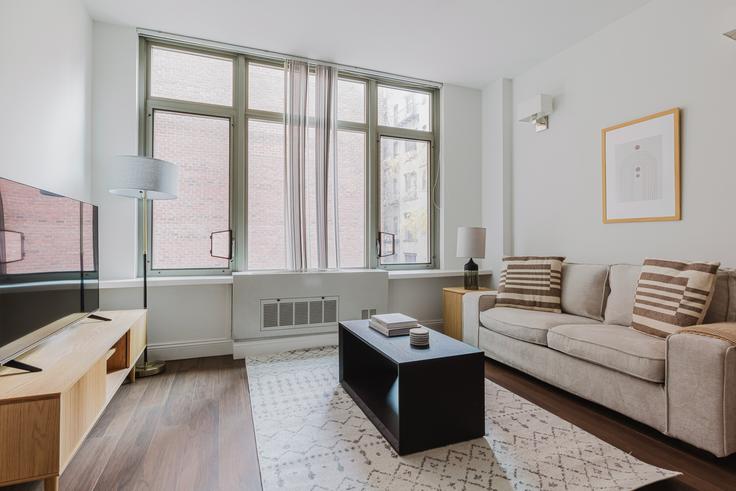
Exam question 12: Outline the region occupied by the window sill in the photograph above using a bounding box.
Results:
[386,269,492,280]
[99,276,233,289]
[99,269,492,289]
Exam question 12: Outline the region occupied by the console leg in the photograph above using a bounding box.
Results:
[3,359,42,373]
[44,476,59,491]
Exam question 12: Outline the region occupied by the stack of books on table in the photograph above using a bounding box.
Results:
[369,313,418,337]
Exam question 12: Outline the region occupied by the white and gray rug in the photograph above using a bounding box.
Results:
[246,346,679,490]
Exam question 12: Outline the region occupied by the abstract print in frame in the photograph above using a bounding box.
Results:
[602,108,680,223]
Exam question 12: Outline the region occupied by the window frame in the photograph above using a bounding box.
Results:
[371,81,439,270]
[138,37,439,275]
[139,40,239,276]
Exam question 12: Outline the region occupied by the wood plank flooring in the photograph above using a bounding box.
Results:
[7,355,736,490]
[7,356,261,491]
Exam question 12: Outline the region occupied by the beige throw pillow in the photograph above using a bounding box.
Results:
[496,256,565,313]
[631,258,720,338]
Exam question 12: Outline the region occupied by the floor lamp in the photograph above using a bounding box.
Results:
[109,155,178,377]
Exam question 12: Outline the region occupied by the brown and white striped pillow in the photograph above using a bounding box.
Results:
[496,256,565,313]
[631,258,720,338]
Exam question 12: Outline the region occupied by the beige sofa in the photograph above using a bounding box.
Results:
[462,263,736,457]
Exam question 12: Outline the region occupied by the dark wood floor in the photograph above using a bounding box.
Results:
[8,356,262,491]
[8,355,736,490]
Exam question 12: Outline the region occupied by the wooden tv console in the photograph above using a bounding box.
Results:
[0,309,147,490]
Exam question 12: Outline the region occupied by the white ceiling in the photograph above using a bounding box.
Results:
[83,0,650,88]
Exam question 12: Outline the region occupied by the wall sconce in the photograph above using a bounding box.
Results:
[724,29,736,41]
[518,94,553,132]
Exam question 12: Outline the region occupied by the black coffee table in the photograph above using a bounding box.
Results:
[338,320,485,455]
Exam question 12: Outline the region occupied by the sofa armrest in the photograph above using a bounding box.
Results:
[666,331,736,457]
[462,290,497,347]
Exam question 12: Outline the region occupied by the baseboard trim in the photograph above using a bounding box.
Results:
[147,337,233,361]
[233,333,338,359]
[148,320,443,361]
[233,319,444,359]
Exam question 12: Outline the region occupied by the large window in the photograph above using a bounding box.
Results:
[244,64,367,270]
[147,46,234,274]
[141,39,437,273]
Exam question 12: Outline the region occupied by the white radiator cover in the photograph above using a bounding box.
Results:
[232,270,388,341]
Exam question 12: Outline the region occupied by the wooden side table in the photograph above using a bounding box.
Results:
[442,287,491,340]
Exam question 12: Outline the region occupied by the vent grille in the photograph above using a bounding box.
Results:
[279,302,293,326]
[263,303,278,328]
[294,301,309,325]
[309,300,323,324]
[324,299,337,323]
[261,296,339,331]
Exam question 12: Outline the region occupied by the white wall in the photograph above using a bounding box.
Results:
[480,79,512,284]
[440,85,483,270]
[509,0,736,267]
[0,0,92,201]
[101,283,233,360]
[92,22,140,280]
[388,274,491,324]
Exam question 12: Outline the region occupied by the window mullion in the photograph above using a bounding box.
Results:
[233,54,247,272]
[337,121,368,132]
[367,79,379,269]
[245,109,284,123]
[376,126,433,142]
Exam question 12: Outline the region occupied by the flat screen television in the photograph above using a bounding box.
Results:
[0,177,99,368]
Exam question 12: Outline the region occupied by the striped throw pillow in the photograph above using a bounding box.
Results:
[496,256,565,312]
[631,258,720,338]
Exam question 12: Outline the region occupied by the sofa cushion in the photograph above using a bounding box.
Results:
[496,256,565,312]
[548,324,666,383]
[604,264,733,327]
[632,258,720,338]
[480,307,596,346]
[561,263,609,321]
[604,264,641,326]
[703,269,733,324]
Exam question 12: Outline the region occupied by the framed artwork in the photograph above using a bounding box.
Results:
[602,108,680,223]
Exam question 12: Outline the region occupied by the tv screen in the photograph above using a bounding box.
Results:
[0,177,99,365]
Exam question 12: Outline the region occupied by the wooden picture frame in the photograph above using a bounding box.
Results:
[602,108,680,223]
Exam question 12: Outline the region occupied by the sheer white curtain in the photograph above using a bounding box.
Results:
[284,60,309,270]
[284,61,339,271]
[313,65,339,269]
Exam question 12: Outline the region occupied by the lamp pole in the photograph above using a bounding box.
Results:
[137,190,165,377]
[109,155,177,378]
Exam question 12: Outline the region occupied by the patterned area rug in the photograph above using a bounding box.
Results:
[246,347,679,490]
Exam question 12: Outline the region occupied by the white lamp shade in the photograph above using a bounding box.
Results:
[108,155,178,200]
[457,226,486,258]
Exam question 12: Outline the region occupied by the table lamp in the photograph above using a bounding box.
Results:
[457,226,486,290]
[109,155,178,377]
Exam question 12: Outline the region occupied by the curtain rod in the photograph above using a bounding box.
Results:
[137,28,443,89]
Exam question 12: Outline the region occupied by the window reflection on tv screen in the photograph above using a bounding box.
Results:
[0,178,99,363]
